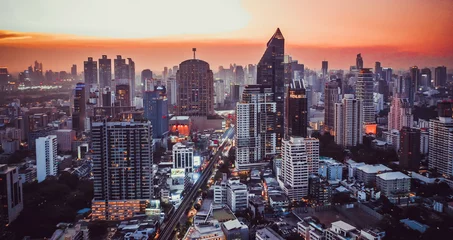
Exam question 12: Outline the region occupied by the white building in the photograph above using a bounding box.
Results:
[172,142,194,174]
[428,107,453,177]
[346,159,366,179]
[376,172,411,197]
[281,137,319,201]
[213,180,227,204]
[319,157,343,181]
[388,96,413,131]
[420,129,429,154]
[226,178,249,212]
[356,164,392,186]
[256,227,284,240]
[373,93,384,114]
[383,129,400,150]
[326,221,360,240]
[334,94,363,147]
[36,135,58,183]
[297,218,325,240]
[214,79,225,107]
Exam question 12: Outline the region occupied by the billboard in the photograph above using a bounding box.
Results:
[193,156,201,167]
[171,168,185,178]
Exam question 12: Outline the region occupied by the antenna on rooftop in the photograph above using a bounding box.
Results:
[192,48,197,59]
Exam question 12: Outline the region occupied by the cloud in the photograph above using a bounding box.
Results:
[0,31,31,40]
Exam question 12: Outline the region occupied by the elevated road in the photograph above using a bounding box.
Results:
[157,128,234,240]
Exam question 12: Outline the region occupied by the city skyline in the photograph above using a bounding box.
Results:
[1,0,453,73]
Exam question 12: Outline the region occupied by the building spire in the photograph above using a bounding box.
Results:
[192,48,196,59]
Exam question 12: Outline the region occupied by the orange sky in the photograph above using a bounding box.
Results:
[1,0,452,74]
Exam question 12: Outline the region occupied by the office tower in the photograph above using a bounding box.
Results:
[114,55,128,79]
[434,66,447,88]
[382,67,393,83]
[0,164,23,235]
[334,94,363,147]
[421,68,432,88]
[144,90,168,140]
[235,65,245,85]
[356,54,363,69]
[356,68,375,124]
[291,60,304,81]
[388,96,413,131]
[247,64,256,84]
[429,101,453,176]
[71,64,77,77]
[91,119,153,221]
[83,57,98,85]
[172,142,194,174]
[115,79,131,107]
[235,85,276,170]
[127,58,135,102]
[284,55,293,85]
[214,79,225,107]
[375,62,382,80]
[410,66,420,105]
[230,84,240,105]
[163,67,168,81]
[324,80,340,130]
[72,83,86,133]
[257,28,285,151]
[281,137,319,201]
[285,79,308,138]
[176,56,214,116]
[399,127,421,171]
[99,55,112,88]
[102,87,113,107]
[322,61,328,77]
[36,135,58,183]
[166,77,177,106]
[141,69,153,93]
[377,79,389,101]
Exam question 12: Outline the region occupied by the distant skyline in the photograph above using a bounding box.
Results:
[1,0,453,73]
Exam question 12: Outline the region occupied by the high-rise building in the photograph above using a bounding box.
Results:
[91,119,153,221]
[356,68,375,124]
[36,135,58,183]
[163,67,168,81]
[226,178,249,212]
[0,164,23,236]
[399,127,421,171]
[214,79,225,107]
[84,57,98,85]
[71,64,77,77]
[247,64,256,85]
[143,90,168,139]
[324,80,340,130]
[115,79,131,107]
[235,85,276,170]
[114,55,128,79]
[434,66,447,88]
[382,67,393,83]
[356,53,363,69]
[141,69,153,93]
[235,65,245,85]
[429,101,453,177]
[322,61,328,77]
[99,55,112,88]
[285,79,308,138]
[72,83,86,133]
[281,137,319,201]
[176,57,214,116]
[127,58,135,102]
[375,62,382,80]
[421,68,432,88]
[172,142,194,174]
[102,87,113,107]
[334,94,363,147]
[0,67,9,91]
[410,66,420,106]
[388,96,413,131]
[166,77,177,106]
[257,28,285,151]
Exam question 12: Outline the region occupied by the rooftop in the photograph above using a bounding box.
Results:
[222,219,246,231]
[357,164,391,174]
[332,220,356,232]
[377,171,410,181]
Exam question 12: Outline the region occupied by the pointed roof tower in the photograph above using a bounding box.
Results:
[267,28,284,46]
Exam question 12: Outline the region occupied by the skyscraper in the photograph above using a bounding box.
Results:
[84,57,98,85]
[322,61,328,77]
[0,164,23,237]
[91,119,153,221]
[421,68,432,88]
[99,55,112,88]
[399,127,421,171]
[334,94,363,147]
[281,137,319,201]
[115,79,131,107]
[141,69,153,93]
[71,64,77,77]
[114,55,128,79]
[375,62,382,80]
[388,96,413,131]
[144,89,169,140]
[324,80,340,131]
[234,65,245,85]
[356,68,375,124]
[72,83,86,132]
[36,135,58,183]
[434,66,447,88]
[127,58,135,102]
[428,101,453,176]
[285,79,308,138]
[257,28,285,151]
[172,142,194,175]
[176,56,214,116]
[235,85,276,170]
[356,54,363,69]
[410,66,420,106]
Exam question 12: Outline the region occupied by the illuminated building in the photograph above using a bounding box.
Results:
[0,164,23,238]
[72,83,86,133]
[235,85,276,170]
[281,137,319,201]
[169,116,192,139]
[36,135,58,183]
[99,55,112,88]
[176,51,214,116]
[257,28,285,151]
[91,119,153,220]
[334,94,363,147]
[83,57,98,85]
[428,101,453,177]
[115,79,131,107]
[285,79,308,138]
[356,68,374,125]
[324,80,340,131]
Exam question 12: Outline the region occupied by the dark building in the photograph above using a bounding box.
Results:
[421,68,432,88]
[0,67,9,91]
[176,57,214,116]
[375,62,382,80]
[72,83,86,133]
[102,87,113,107]
[378,79,389,101]
[356,53,363,69]
[114,55,128,80]
[324,80,340,130]
[83,57,98,85]
[285,79,308,138]
[0,165,23,239]
[399,127,421,171]
[127,58,135,101]
[141,69,153,93]
[230,84,240,104]
[99,55,112,88]
[410,66,420,104]
[71,64,77,77]
[434,66,447,88]
[257,28,285,151]
[144,89,169,139]
[115,79,131,107]
[309,175,332,204]
[235,65,245,85]
[322,61,328,77]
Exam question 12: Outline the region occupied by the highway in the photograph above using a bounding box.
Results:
[157,128,235,240]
